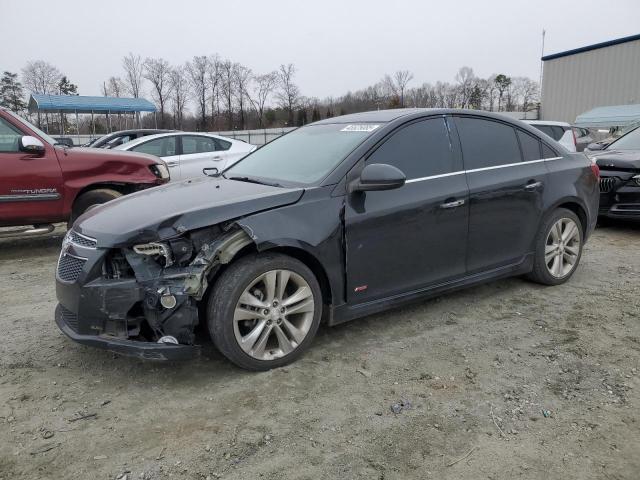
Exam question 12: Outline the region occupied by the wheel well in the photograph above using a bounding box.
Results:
[71,183,135,207]
[556,202,588,236]
[263,246,333,306]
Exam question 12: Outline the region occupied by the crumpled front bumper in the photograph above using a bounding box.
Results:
[55,304,199,360]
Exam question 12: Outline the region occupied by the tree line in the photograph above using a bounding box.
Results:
[1,56,539,134]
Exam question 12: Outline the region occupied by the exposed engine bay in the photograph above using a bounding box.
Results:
[101,225,253,346]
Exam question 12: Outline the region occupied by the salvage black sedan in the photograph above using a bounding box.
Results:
[588,125,640,220]
[55,109,600,370]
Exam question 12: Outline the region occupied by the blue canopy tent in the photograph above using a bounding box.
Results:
[574,104,640,129]
[28,94,157,142]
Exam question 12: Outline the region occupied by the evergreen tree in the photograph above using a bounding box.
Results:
[325,108,333,119]
[0,71,27,113]
[57,76,79,95]
[295,108,307,127]
[311,107,321,122]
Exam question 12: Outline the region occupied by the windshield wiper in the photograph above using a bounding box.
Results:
[228,176,283,188]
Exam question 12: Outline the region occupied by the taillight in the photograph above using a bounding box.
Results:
[590,162,600,178]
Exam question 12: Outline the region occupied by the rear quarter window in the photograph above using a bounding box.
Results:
[517,130,542,161]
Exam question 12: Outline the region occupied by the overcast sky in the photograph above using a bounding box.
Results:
[2,0,639,101]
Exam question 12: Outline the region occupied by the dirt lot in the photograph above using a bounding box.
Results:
[1,223,639,480]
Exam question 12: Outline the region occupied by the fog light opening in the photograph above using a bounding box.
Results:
[160,294,177,309]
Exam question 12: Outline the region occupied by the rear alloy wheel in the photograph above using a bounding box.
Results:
[544,218,581,278]
[527,208,583,285]
[207,253,322,370]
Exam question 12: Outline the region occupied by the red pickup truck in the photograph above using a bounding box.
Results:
[0,107,170,237]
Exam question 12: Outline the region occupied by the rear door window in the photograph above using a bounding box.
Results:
[455,117,521,169]
[517,130,542,161]
[131,136,177,157]
[366,117,454,179]
[181,135,217,155]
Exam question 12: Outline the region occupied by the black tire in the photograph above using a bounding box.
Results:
[526,208,583,286]
[68,188,122,228]
[207,252,322,371]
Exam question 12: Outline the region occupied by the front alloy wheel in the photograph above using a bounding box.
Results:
[207,253,322,370]
[233,270,315,361]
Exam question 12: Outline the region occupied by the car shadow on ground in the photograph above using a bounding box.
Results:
[54,274,531,390]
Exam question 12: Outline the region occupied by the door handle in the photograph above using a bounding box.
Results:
[524,181,542,191]
[212,156,223,161]
[440,199,465,209]
[165,161,178,167]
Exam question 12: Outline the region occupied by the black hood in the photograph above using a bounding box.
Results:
[76,177,304,247]
[593,150,640,171]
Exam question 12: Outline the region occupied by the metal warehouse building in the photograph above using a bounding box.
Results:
[541,33,640,123]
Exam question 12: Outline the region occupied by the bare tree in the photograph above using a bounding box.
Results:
[207,54,222,129]
[455,66,476,108]
[22,60,62,128]
[275,63,300,126]
[143,57,172,127]
[512,77,539,112]
[233,64,252,130]
[122,53,144,98]
[220,60,235,129]
[102,76,125,97]
[170,67,189,129]
[382,70,413,107]
[246,71,277,127]
[22,60,61,94]
[186,56,209,130]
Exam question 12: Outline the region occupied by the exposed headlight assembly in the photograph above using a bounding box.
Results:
[149,163,170,180]
[133,242,173,267]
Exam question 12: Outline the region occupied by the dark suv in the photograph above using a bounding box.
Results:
[55,109,600,370]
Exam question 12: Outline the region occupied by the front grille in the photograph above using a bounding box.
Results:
[599,177,616,193]
[58,305,79,332]
[68,230,97,249]
[57,254,86,282]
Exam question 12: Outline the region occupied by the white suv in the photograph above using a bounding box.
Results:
[525,120,577,153]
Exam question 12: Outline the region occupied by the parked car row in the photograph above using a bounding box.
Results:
[114,132,256,180]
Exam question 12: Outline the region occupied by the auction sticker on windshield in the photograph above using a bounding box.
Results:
[341,124,380,132]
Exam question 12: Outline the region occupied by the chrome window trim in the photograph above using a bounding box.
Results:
[404,156,563,183]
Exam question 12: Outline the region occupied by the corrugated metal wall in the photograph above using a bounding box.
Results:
[541,39,640,123]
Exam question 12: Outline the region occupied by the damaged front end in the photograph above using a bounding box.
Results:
[55,225,253,360]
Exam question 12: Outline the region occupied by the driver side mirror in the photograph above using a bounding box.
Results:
[349,163,406,193]
[19,136,45,156]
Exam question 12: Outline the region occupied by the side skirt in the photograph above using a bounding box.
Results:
[328,254,534,326]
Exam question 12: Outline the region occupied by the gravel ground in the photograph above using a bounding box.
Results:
[0,223,639,480]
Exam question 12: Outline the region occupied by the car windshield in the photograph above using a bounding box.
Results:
[608,126,640,150]
[5,110,58,146]
[225,123,381,185]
